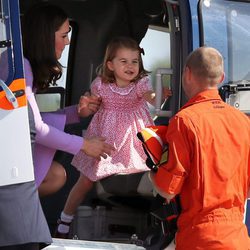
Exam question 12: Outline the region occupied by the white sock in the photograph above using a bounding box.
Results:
[61,211,74,223]
[58,212,74,234]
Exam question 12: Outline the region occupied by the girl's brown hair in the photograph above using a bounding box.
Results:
[97,36,149,83]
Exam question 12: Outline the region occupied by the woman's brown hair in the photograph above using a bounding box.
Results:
[22,3,68,90]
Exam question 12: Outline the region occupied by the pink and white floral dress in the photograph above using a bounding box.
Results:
[71,76,154,181]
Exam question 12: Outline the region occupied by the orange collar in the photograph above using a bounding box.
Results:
[181,89,222,110]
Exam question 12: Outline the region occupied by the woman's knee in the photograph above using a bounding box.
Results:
[39,161,67,196]
[50,161,67,185]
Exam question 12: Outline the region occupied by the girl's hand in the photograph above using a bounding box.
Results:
[78,91,102,117]
[163,87,172,100]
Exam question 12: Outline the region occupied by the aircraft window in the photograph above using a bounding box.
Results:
[201,0,250,84]
[35,92,62,112]
[140,25,171,117]
[0,0,13,85]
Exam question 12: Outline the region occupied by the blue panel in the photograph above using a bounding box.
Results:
[245,200,250,235]
[189,0,200,49]
[0,0,23,90]
[1,0,14,86]
[9,0,24,80]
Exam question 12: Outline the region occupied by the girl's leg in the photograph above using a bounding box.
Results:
[55,174,93,238]
[38,161,67,197]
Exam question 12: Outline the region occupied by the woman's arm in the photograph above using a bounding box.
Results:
[24,58,83,155]
[64,105,80,124]
[24,59,114,159]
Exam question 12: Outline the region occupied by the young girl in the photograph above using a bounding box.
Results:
[55,36,172,238]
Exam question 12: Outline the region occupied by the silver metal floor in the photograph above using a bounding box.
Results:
[43,238,146,250]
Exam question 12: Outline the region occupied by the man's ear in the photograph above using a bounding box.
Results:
[183,66,192,85]
[219,72,225,84]
[107,61,114,71]
[186,66,192,81]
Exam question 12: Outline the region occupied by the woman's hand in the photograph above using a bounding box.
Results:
[77,91,101,117]
[81,136,115,160]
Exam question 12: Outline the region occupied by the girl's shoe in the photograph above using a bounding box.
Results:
[53,219,71,239]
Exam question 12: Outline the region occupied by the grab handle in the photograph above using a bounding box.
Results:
[0,79,18,109]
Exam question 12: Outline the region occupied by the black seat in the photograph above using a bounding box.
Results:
[95,172,154,210]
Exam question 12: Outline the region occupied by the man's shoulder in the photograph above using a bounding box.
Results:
[175,104,199,119]
[175,101,250,128]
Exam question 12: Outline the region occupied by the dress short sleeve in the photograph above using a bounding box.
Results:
[135,76,153,98]
[90,77,102,96]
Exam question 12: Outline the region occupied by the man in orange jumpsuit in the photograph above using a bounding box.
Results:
[150,46,250,249]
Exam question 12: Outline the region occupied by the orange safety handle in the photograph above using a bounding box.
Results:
[0,78,27,110]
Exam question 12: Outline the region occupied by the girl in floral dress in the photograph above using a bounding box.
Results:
[55,36,172,237]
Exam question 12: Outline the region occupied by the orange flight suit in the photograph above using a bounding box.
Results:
[154,89,250,250]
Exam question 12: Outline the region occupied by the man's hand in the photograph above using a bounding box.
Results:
[149,172,175,202]
[78,92,101,117]
[81,136,115,160]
